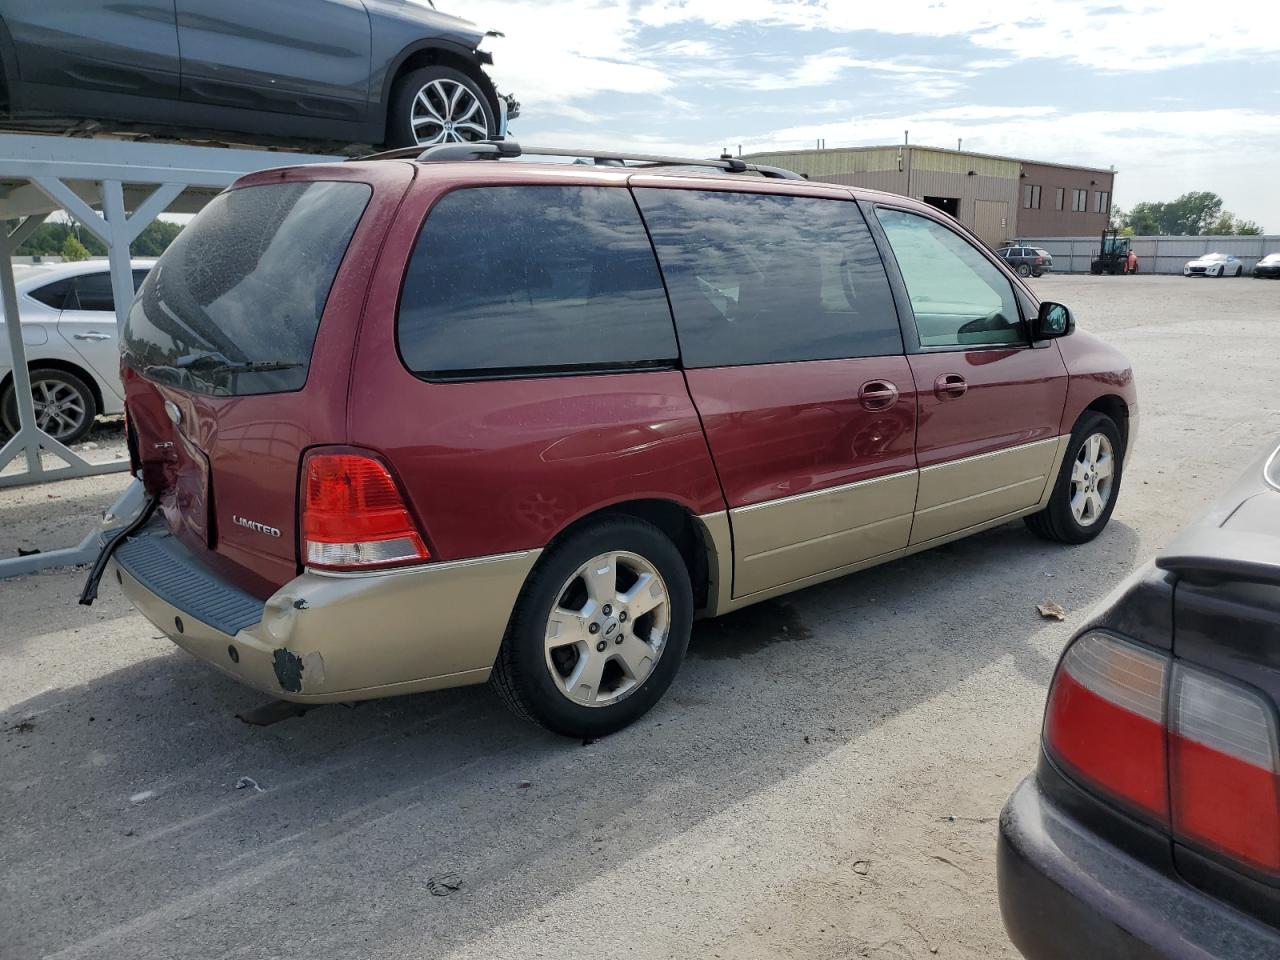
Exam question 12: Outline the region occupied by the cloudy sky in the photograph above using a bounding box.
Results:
[463,0,1279,231]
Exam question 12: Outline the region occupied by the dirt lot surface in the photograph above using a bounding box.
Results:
[2,275,1278,959]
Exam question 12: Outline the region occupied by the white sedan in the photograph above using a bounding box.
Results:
[1,259,154,443]
[1183,252,1243,277]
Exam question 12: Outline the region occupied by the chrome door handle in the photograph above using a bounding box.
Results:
[73,332,112,341]
[934,373,968,400]
[859,379,899,412]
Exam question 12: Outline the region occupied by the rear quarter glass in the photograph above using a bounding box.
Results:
[124,179,372,396]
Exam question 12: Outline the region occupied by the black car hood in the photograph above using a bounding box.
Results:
[1156,439,1280,586]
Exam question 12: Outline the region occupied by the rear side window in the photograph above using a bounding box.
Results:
[27,278,71,309]
[69,272,115,311]
[397,186,677,379]
[124,180,370,396]
[634,189,902,367]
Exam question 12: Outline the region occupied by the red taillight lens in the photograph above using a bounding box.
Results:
[1045,631,1280,878]
[301,452,430,571]
[1171,668,1280,873]
[1045,632,1169,818]
[1034,256,1044,264]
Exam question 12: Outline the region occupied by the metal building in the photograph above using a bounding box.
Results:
[741,145,1115,249]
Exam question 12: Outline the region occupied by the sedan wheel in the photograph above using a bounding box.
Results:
[1,367,98,443]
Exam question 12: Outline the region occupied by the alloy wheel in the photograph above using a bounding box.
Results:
[30,378,88,440]
[544,551,670,707]
[410,79,488,146]
[1070,432,1115,526]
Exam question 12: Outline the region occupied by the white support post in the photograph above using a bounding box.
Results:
[100,180,138,341]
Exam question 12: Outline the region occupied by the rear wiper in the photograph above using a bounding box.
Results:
[174,350,301,374]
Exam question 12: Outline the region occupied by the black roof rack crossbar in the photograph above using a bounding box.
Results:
[351,140,803,180]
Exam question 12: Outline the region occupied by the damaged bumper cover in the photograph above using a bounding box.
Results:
[108,515,539,702]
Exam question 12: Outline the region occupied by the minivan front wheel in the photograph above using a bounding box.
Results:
[387,66,495,149]
[1025,411,1123,544]
[491,517,693,738]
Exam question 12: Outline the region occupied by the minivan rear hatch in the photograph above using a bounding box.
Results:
[121,163,412,597]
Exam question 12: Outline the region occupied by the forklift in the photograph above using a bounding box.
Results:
[1090,229,1134,274]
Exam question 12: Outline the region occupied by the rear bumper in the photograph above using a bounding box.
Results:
[998,776,1280,960]
[108,516,540,702]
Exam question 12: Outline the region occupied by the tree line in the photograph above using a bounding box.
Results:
[15,219,184,261]
[1111,192,1262,236]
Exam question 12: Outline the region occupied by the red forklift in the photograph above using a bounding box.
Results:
[1090,229,1136,274]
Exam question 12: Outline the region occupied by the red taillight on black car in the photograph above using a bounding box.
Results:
[301,451,430,571]
[1044,630,1280,876]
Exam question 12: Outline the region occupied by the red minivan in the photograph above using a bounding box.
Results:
[90,143,1137,738]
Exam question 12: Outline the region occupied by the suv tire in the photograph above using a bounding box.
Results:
[1016,263,1032,278]
[1,367,98,444]
[386,66,496,149]
[1025,411,1124,544]
[491,516,693,738]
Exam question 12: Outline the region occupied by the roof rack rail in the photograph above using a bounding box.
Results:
[351,140,804,180]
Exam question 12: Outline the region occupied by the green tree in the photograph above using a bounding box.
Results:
[1166,191,1223,235]
[60,234,91,262]
[1235,220,1262,236]
[130,219,184,257]
[1119,192,1265,236]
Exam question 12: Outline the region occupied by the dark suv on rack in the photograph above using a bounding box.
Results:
[0,0,517,149]
[88,141,1137,739]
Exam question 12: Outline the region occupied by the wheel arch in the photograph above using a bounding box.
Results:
[536,498,724,615]
[1080,394,1129,454]
[379,41,499,144]
[1,357,106,416]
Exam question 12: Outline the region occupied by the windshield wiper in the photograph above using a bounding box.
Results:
[174,350,302,374]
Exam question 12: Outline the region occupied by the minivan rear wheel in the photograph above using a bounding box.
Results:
[1025,411,1123,544]
[490,517,693,738]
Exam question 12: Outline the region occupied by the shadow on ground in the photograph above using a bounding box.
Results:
[1,517,1140,959]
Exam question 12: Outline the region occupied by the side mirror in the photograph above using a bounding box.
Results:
[1032,301,1073,340]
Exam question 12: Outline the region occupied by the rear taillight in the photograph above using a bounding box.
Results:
[1034,256,1043,264]
[301,452,430,571]
[1045,632,1169,817]
[1044,630,1280,877]
[1171,668,1280,873]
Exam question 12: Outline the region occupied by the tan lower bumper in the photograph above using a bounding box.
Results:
[110,549,540,703]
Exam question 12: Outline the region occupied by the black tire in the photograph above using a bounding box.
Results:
[1016,263,1032,278]
[1,366,98,443]
[1025,411,1124,545]
[1235,266,1243,277]
[385,66,496,149]
[490,516,694,738]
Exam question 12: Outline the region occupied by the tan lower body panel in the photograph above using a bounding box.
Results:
[112,548,540,702]
[910,436,1064,544]
[700,435,1071,617]
[730,471,918,597]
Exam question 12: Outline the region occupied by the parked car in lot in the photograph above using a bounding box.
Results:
[1184,252,1243,277]
[0,1,517,149]
[1,259,153,443]
[998,244,1054,278]
[998,438,1280,959]
[1254,253,1280,278]
[86,143,1137,738]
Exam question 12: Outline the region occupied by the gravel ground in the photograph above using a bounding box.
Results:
[2,274,1278,960]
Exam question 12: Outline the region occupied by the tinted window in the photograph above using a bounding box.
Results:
[27,278,71,309]
[124,180,370,396]
[70,272,115,312]
[635,189,902,367]
[875,208,1024,348]
[398,186,676,378]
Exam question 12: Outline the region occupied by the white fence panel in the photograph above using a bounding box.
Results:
[1018,235,1279,274]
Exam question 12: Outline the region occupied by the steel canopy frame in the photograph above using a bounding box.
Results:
[0,134,338,577]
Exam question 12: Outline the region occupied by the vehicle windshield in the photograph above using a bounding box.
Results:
[1201,253,1228,261]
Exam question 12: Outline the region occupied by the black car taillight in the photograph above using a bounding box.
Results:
[1044,631,1280,875]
